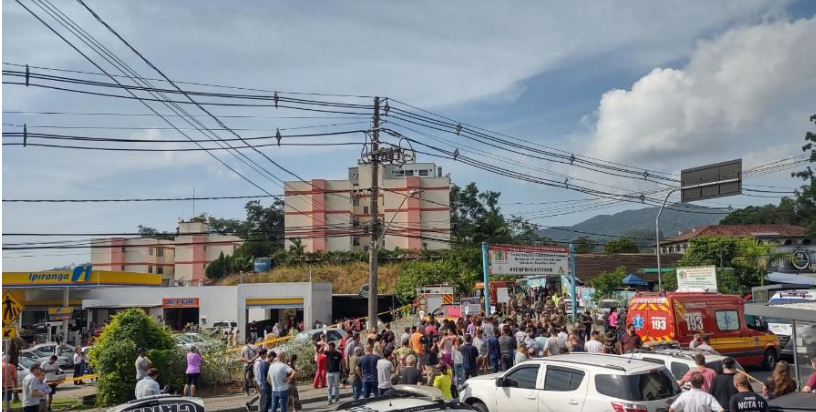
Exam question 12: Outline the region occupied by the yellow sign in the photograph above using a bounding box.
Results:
[3,327,17,339]
[2,291,24,326]
[2,269,162,288]
[48,307,74,321]
[48,307,73,315]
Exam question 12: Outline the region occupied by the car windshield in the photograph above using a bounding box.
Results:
[595,369,680,401]
[175,335,194,344]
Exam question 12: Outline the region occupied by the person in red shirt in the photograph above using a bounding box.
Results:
[802,356,816,393]
[2,355,17,412]
[677,353,717,392]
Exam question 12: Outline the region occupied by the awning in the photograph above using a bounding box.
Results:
[622,274,649,286]
[764,272,816,286]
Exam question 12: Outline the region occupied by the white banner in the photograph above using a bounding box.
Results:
[676,265,718,292]
[489,245,570,276]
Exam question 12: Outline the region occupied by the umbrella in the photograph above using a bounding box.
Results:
[622,274,649,286]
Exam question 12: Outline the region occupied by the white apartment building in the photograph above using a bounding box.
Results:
[91,220,243,286]
[284,161,451,252]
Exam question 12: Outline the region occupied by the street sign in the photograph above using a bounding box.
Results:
[676,265,718,292]
[489,244,570,276]
[48,307,74,321]
[2,327,16,339]
[2,291,24,327]
[681,159,742,203]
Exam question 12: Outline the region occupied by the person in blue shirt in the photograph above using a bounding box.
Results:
[355,345,380,399]
[486,333,500,373]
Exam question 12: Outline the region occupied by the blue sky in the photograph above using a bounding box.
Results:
[3,1,816,270]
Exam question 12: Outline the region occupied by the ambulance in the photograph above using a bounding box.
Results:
[627,291,780,370]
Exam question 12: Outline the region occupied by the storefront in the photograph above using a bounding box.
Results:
[2,267,163,344]
[81,283,332,338]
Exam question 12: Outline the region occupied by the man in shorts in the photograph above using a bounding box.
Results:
[40,356,60,410]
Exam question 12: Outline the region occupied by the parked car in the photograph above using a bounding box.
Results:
[617,346,763,392]
[174,333,212,353]
[107,394,204,412]
[337,385,473,412]
[17,356,66,388]
[29,343,75,370]
[297,328,347,344]
[627,291,780,369]
[459,353,681,412]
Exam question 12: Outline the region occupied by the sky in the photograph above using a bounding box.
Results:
[2,0,816,270]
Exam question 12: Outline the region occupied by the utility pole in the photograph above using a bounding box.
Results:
[367,97,381,331]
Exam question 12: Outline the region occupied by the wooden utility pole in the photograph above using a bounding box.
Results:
[367,97,381,330]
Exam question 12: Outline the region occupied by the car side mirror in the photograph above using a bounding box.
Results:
[496,377,505,387]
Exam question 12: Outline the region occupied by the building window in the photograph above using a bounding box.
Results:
[404,170,414,176]
[157,267,164,275]
[121,265,125,271]
[121,246,126,252]
[149,248,154,256]
[353,218,360,227]
[148,266,153,274]
[363,206,369,214]
[353,197,360,206]
[353,237,360,246]
[157,248,164,257]
[394,170,405,177]
[419,169,429,176]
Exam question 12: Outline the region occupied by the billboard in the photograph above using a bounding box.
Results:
[676,265,718,292]
[489,244,569,276]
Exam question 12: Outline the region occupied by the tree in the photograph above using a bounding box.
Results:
[91,308,182,406]
[603,237,640,253]
[667,236,780,294]
[507,216,549,244]
[450,183,511,245]
[136,225,172,239]
[205,251,230,280]
[395,259,478,302]
[721,115,815,241]
[574,237,595,253]
[589,266,626,302]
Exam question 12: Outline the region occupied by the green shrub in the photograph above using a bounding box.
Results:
[90,308,177,406]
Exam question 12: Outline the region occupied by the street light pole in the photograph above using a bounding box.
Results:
[655,188,678,291]
[376,189,423,247]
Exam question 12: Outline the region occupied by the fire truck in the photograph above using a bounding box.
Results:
[415,285,456,315]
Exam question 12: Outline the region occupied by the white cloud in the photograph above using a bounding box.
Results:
[583,17,816,170]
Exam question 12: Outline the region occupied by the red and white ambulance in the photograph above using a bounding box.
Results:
[627,291,780,369]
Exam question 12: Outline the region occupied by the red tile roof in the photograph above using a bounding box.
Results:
[662,224,806,244]
[575,253,683,282]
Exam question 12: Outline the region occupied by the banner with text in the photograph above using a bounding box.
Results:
[676,265,718,292]
[489,244,570,276]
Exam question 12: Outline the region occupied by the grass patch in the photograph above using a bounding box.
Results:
[216,262,402,294]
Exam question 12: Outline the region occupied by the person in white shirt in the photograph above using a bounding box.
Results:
[585,331,603,354]
[376,352,396,396]
[21,365,46,412]
[669,372,723,412]
[268,352,296,412]
[135,368,161,399]
[73,347,86,385]
[40,356,60,410]
[557,328,568,350]
[694,335,719,354]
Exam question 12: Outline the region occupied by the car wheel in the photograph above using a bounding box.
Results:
[471,401,489,412]
[761,348,776,371]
